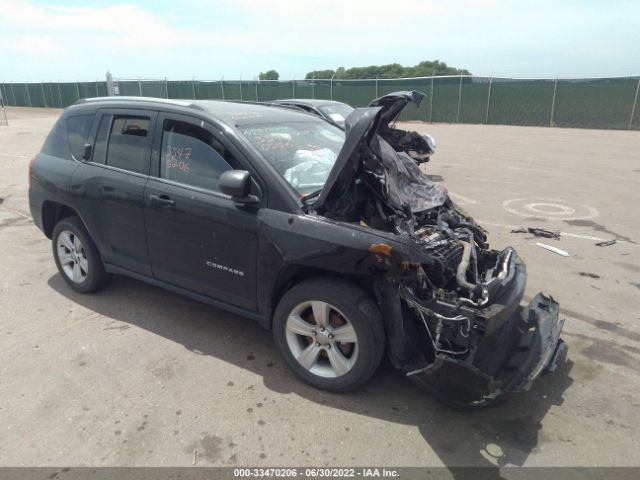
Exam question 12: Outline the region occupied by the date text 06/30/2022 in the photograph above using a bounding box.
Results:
[233,468,400,477]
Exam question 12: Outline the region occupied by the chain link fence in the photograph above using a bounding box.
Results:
[1,75,639,130]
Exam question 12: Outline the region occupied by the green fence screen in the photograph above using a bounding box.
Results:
[0,81,109,109]
[1,76,639,130]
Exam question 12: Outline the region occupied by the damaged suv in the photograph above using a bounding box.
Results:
[29,92,566,409]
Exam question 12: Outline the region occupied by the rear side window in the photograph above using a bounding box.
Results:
[41,114,96,160]
[67,114,95,161]
[160,119,234,192]
[41,116,69,158]
[104,115,151,174]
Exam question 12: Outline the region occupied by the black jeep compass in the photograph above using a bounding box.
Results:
[29,92,566,409]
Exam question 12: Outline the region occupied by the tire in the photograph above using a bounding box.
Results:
[52,216,111,294]
[273,277,385,392]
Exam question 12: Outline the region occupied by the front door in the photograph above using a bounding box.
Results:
[143,112,259,310]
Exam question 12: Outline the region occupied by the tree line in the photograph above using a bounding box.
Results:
[259,60,470,81]
[306,60,470,79]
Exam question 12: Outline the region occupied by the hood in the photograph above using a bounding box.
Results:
[311,106,383,213]
[311,96,446,216]
[368,90,426,126]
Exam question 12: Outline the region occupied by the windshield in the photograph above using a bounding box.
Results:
[318,103,355,127]
[239,121,345,196]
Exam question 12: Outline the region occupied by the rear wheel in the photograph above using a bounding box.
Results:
[52,216,111,293]
[273,278,385,392]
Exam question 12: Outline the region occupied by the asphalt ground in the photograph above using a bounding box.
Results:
[0,106,639,468]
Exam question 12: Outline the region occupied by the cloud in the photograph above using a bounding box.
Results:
[0,1,265,51]
[0,0,638,81]
[0,0,275,79]
[2,34,65,55]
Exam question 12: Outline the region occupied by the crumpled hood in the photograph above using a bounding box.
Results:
[369,135,448,213]
[312,92,446,216]
[368,90,426,126]
[312,107,382,213]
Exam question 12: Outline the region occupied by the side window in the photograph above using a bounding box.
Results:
[41,116,69,159]
[67,114,95,161]
[105,115,150,174]
[160,119,234,192]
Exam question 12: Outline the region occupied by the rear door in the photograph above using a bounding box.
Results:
[70,108,156,275]
[143,112,260,310]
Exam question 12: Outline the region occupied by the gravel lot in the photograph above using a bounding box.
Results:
[1,106,639,468]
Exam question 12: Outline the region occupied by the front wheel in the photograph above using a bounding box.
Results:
[52,216,111,294]
[273,278,385,392]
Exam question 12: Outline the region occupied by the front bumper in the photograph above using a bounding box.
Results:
[408,292,566,409]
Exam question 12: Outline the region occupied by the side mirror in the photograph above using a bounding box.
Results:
[219,170,260,205]
[82,143,92,161]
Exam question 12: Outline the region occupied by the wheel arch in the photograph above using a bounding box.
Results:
[41,201,82,239]
[269,264,378,329]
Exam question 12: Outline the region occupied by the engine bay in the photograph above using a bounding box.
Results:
[308,94,565,407]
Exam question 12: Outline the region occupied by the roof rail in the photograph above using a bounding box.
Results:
[73,96,203,110]
[228,99,311,113]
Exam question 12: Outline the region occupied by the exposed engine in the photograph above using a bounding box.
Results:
[378,124,435,164]
[311,91,565,408]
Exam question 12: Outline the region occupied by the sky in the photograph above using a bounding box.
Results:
[0,0,639,82]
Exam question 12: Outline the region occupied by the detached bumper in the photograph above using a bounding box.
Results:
[408,293,567,409]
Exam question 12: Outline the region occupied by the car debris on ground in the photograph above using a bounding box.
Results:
[536,242,570,257]
[595,239,617,247]
[579,272,600,279]
[511,227,561,240]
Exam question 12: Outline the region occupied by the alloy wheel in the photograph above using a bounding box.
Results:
[285,300,359,378]
[56,230,88,283]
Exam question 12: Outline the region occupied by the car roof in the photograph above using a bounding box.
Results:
[193,100,322,126]
[73,96,325,127]
[273,99,348,108]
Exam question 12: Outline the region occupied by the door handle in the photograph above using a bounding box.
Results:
[149,194,176,208]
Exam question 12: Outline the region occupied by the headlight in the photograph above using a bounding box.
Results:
[423,133,436,151]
